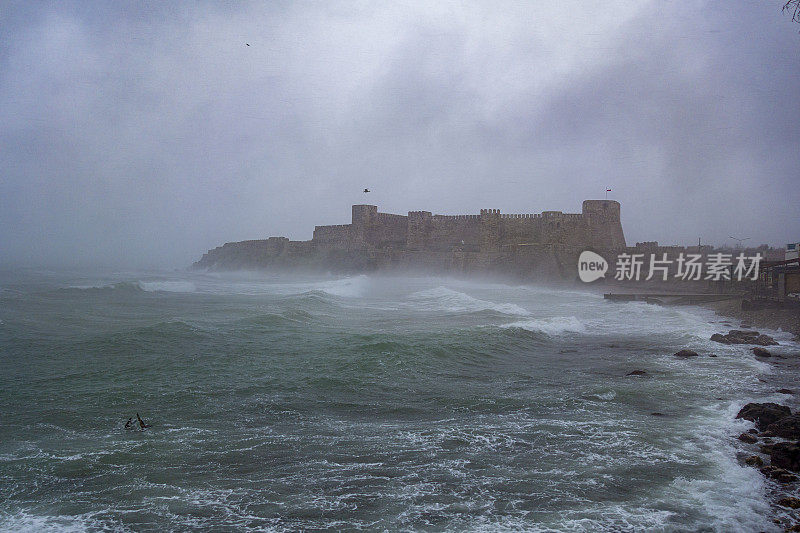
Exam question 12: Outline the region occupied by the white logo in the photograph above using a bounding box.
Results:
[578,251,608,282]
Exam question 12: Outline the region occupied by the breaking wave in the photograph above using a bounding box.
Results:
[407,286,530,316]
[501,316,586,335]
[137,280,197,293]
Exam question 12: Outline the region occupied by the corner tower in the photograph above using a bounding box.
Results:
[581,200,626,249]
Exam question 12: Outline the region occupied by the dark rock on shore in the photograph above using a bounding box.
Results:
[778,497,800,509]
[626,370,648,376]
[753,347,772,357]
[736,402,792,430]
[760,465,798,483]
[738,432,758,443]
[710,333,728,343]
[761,441,800,472]
[710,330,778,346]
[765,415,800,440]
[745,455,764,466]
[674,349,699,358]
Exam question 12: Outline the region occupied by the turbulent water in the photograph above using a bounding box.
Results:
[1,269,798,532]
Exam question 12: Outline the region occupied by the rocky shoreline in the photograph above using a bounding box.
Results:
[702,298,800,340]
[699,314,800,531]
[735,395,800,531]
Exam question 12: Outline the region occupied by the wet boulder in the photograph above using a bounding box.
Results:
[754,334,779,346]
[764,415,800,440]
[710,330,778,346]
[744,455,764,467]
[674,349,699,358]
[738,432,758,444]
[752,347,772,357]
[762,441,800,472]
[778,497,800,509]
[710,333,732,344]
[760,464,798,482]
[735,402,792,430]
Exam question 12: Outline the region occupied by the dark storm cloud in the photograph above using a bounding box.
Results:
[1,1,798,268]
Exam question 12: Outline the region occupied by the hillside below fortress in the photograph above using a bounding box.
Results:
[193,200,626,279]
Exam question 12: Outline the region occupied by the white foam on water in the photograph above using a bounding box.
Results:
[501,316,585,335]
[191,274,370,298]
[407,286,530,316]
[314,274,369,298]
[0,511,124,533]
[137,280,196,293]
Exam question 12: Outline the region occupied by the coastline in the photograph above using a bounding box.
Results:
[696,298,800,531]
[700,298,800,340]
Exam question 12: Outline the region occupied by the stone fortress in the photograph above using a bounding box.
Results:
[194,200,626,279]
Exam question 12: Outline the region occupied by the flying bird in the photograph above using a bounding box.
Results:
[363,188,370,193]
[246,43,250,46]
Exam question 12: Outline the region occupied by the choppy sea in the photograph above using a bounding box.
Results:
[1,269,798,532]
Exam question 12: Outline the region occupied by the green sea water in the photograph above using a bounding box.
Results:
[0,269,796,531]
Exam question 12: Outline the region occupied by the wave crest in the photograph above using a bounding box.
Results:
[407,286,530,316]
[137,280,196,293]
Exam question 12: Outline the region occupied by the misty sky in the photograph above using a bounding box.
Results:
[1,1,798,269]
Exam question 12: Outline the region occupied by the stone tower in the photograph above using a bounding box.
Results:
[581,200,625,249]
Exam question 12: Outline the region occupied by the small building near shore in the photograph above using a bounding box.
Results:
[787,242,800,261]
[757,257,800,302]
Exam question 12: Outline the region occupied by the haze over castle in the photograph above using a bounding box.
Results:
[194,200,625,277]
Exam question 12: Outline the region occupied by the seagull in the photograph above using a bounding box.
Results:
[363,188,370,193]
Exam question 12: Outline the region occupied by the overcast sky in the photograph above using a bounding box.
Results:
[1,1,798,269]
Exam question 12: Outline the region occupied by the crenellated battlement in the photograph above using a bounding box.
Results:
[433,214,481,221]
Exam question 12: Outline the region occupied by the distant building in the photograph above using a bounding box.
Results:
[787,242,800,261]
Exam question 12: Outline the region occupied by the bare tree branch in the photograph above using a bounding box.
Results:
[784,0,800,24]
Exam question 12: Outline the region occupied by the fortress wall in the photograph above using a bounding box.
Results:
[195,200,628,272]
[539,216,592,246]
[312,224,353,247]
[197,238,286,269]
[264,236,289,253]
[285,240,314,253]
[480,209,501,252]
[370,212,408,247]
[428,216,481,251]
[500,217,545,245]
[407,211,432,250]
[497,210,611,247]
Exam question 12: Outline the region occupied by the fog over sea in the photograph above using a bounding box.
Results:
[1,269,798,532]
